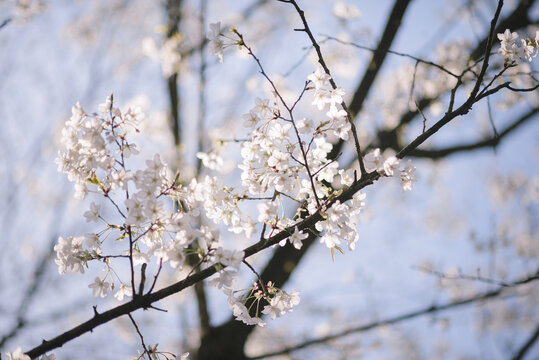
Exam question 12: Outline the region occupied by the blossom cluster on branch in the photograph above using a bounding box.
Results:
[7,2,538,355]
[497,28,539,63]
[47,21,418,348]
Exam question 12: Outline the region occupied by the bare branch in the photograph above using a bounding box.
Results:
[512,322,539,360]
[321,34,459,78]
[128,314,151,360]
[0,18,12,30]
[250,270,539,359]
[408,107,538,159]
[397,0,505,159]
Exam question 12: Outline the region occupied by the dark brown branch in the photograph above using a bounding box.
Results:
[168,74,181,147]
[128,314,151,360]
[383,0,536,139]
[512,322,539,360]
[408,107,538,159]
[250,270,539,359]
[166,0,183,149]
[397,0,505,159]
[0,18,11,30]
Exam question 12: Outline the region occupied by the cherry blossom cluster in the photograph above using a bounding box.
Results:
[55,96,243,295]
[6,0,45,22]
[379,39,478,129]
[364,148,415,191]
[208,25,409,256]
[55,95,142,199]
[236,87,367,246]
[308,65,352,141]
[224,280,300,327]
[54,96,182,299]
[22,17,422,359]
[52,92,310,339]
[316,194,365,250]
[497,29,539,64]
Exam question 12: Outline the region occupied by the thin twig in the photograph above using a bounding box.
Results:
[128,313,151,360]
[413,266,513,287]
[234,30,322,207]
[397,0,505,159]
[512,323,539,360]
[0,18,12,30]
[321,34,460,78]
[285,0,367,175]
[250,270,539,359]
[147,258,163,294]
[243,259,268,297]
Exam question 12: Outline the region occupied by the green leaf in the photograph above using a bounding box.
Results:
[86,171,100,185]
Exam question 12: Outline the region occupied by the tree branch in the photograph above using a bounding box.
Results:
[397,0,505,159]
[328,0,412,161]
[166,0,183,149]
[512,322,539,360]
[250,270,539,359]
[24,170,379,358]
[0,18,11,31]
[375,0,536,149]
[408,107,538,159]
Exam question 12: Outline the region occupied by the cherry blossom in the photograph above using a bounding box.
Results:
[88,276,110,298]
[497,28,538,63]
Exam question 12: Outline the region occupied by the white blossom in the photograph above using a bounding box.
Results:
[5,348,30,360]
[83,202,100,222]
[88,276,110,298]
[400,160,416,191]
[289,227,309,249]
[333,2,361,20]
[383,156,400,176]
[114,284,132,301]
[208,22,225,63]
[364,148,383,172]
